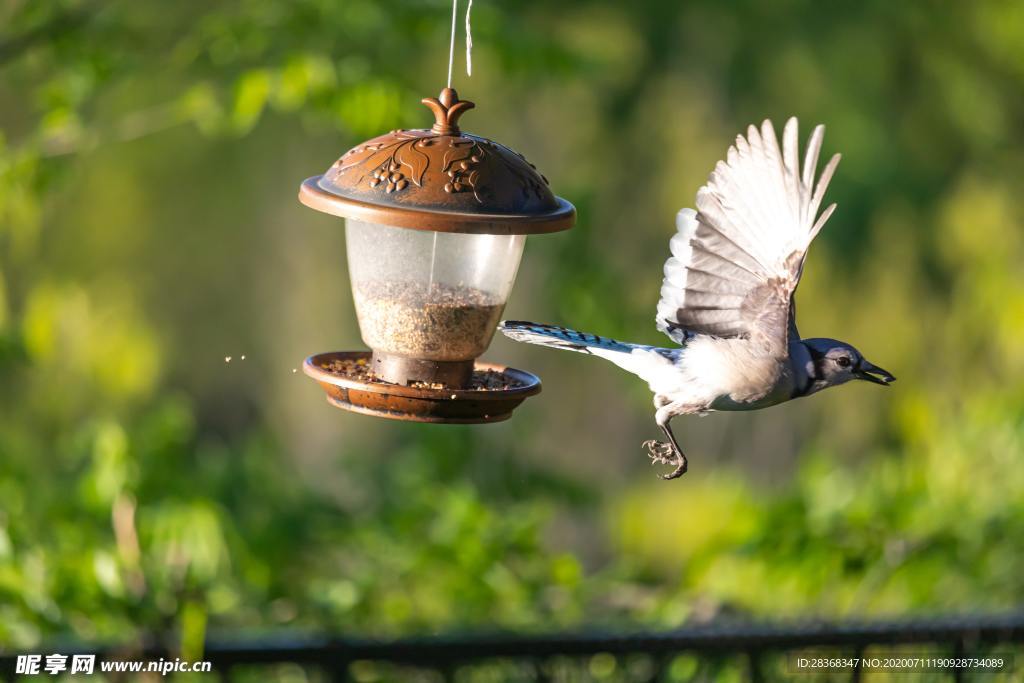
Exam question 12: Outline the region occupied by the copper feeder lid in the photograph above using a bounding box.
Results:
[298,87,576,234]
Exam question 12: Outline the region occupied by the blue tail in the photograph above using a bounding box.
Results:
[500,321,682,382]
[500,320,642,355]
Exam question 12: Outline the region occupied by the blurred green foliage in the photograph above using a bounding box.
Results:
[1,0,1023,677]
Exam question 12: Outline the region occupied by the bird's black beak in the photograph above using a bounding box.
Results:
[856,360,896,386]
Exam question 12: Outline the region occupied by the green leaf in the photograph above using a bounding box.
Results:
[231,69,272,134]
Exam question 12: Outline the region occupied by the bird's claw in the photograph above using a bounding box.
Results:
[643,439,674,464]
[643,439,688,480]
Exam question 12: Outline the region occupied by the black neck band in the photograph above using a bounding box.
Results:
[795,342,824,397]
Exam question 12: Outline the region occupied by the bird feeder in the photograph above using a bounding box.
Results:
[299,87,575,423]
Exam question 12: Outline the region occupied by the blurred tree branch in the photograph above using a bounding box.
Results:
[0,5,93,67]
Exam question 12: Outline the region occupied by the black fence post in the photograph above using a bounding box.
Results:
[952,638,966,683]
[533,657,551,683]
[747,650,763,683]
[850,645,864,683]
[329,661,351,683]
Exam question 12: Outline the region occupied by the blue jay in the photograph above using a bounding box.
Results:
[501,118,895,479]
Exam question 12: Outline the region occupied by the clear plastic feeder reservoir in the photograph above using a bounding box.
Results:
[346,220,525,385]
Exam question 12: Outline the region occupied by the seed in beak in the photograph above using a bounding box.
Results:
[857,361,895,386]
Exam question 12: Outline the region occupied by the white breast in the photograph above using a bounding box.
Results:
[650,336,788,410]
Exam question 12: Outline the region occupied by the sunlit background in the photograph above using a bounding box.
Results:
[1,0,1023,663]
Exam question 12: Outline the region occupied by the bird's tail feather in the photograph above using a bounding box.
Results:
[500,321,638,354]
[499,321,679,385]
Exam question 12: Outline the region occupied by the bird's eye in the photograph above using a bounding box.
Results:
[837,356,852,368]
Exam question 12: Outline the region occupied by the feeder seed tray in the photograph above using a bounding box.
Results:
[304,352,541,423]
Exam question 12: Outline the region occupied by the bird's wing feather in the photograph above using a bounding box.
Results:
[656,118,840,356]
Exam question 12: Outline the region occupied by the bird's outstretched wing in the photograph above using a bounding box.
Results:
[656,118,839,357]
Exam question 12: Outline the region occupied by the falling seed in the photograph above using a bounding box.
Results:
[225,356,232,363]
[451,394,457,399]
[292,369,297,373]
[241,355,246,360]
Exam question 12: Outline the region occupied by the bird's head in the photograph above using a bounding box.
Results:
[801,338,896,390]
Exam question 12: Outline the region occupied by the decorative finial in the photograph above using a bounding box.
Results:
[421,87,475,136]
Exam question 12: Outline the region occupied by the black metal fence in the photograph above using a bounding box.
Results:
[3,612,1023,682]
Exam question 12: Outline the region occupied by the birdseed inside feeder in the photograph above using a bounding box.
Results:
[298,87,575,423]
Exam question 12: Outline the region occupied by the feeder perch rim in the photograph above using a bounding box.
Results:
[302,351,542,424]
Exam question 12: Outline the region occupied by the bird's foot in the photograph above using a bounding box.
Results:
[643,440,689,480]
[643,439,674,464]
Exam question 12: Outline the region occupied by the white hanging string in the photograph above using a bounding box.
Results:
[446,0,459,88]
[465,0,474,77]
[446,0,475,88]
[436,0,473,291]
[428,231,439,291]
